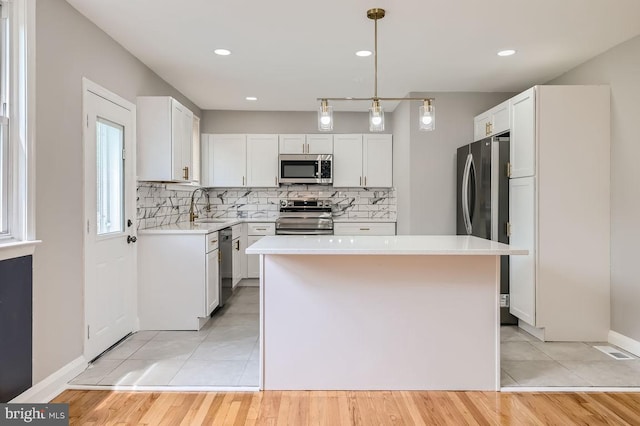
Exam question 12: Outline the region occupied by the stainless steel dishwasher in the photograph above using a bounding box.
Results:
[219,227,233,307]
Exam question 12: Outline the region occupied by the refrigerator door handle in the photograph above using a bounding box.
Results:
[462,153,473,234]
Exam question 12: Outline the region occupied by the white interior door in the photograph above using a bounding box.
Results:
[83,79,137,361]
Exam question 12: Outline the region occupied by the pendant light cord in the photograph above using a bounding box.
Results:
[374,15,378,99]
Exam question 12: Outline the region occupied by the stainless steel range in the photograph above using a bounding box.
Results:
[275,198,333,235]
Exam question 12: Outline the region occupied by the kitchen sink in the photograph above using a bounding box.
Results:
[195,218,230,223]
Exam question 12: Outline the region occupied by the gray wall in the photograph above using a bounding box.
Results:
[393,92,514,235]
[34,0,200,381]
[548,35,640,342]
[200,110,389,134]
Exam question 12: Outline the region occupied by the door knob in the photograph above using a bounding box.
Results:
[127,235,137,244]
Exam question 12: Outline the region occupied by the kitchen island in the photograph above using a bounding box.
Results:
[246,235,526,391]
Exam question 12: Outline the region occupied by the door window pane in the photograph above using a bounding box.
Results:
[96,118,124,235]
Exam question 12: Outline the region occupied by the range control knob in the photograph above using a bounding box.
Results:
[280,200,287,207]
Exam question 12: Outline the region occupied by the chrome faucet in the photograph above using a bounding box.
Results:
[189,188,211,222]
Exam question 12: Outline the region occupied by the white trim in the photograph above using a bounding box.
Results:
[608,330,640,358]
[517,319,545,341]
[9,356,87,403]
[66,385,259,393]
[0,238,39,260]
[2,0,36,242]
[82,77,135,112]
[502,386,640,393]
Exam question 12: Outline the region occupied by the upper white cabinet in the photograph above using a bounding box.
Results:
[333,134,392,188]
[247,134,279,187]
[473,100,510,141]
[201,134,278,188]
[192,115,201,184]
[507,85,610,341]
[209,134,247,187]
[509,88,536,178]
[333,134,363,187]
[137,96,195,182]
[279,134,333,154]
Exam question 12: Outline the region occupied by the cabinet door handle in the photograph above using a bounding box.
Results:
[210,239,218,245]
[364,176,367,186]
[255,228,267,231]
[275,176,278,186]
[235,240,240,250]
[183,166,189,180]
[360,176,362,186]
[359,228,370,231]
[242,176,245,186]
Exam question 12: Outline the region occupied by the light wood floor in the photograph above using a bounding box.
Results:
[52,390,640,425]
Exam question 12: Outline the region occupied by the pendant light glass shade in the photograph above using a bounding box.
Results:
[318,99,333,131]
[369,100,385,132]
[419,99,435,131]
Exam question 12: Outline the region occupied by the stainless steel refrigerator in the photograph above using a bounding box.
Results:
[456,134,517,325]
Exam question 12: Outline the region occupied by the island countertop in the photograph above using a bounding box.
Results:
[246,235,527,256]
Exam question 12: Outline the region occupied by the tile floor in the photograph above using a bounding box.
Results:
[72,292,640,388]
[501,325,640,387]
[70,282,260,387]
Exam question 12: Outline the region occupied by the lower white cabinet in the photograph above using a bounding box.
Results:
[333,222,396,236]
[246,222,275,278]
[231,224,243,288]
[138,232,219,330]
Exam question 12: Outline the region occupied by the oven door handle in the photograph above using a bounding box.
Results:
[276,230,334,235]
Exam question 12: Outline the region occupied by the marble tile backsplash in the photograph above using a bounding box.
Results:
[137,183,397,230]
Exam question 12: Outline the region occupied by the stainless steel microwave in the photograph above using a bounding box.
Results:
[278,154,332,185]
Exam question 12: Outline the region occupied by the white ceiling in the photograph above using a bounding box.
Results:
[65,0,640,112]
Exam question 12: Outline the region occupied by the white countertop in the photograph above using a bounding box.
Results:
[246,235,528,255]
[138,219,242,235]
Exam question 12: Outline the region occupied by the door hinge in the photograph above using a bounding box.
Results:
[87,220,90,234]
[506,162,512,178]
[122,148,126,160]
[87,325,90,339]
[506,222,512,237]
[86,114,89,128]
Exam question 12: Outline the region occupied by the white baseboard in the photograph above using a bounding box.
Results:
[10,356,87,403]
[518,320,545,341]
[238,278,259,287]
[608,330,640,358]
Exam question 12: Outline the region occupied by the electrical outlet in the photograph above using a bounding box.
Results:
[500,294,510,308]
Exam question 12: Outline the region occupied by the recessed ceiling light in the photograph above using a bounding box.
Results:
[245,96,257,101]
[356,50,372,57]
[214,48,231,56]
[497,49,516,57]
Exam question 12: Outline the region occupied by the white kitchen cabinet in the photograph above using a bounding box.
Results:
[137,96,195,182]
[333,134,363,187]
[306,134,333,154]
[246,222,275,278]
[192,115,201,184]
[333,222,396,236]
[278,134,306,154]
[201,134,278,188]
[279,134,333,154]
[231,224,243,288]
[138,231,219,330]
[211,134,247,187]
[507,85,610,341]
[509,88,536,178]
[247,134,279,187]
[206,234,220,315]
[333,134,392,188]
[508,177,536,326]
[473,100,510,141]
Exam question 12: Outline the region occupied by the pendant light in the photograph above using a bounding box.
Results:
[317,8,435,132]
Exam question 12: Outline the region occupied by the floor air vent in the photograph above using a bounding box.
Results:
[593,345,634,360]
